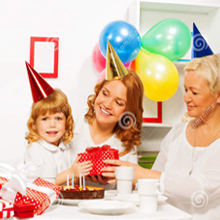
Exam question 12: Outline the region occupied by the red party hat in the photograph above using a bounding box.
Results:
[25,61,54,103]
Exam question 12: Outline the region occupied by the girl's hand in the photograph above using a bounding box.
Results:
[56,157,92,186]
[70,156,93,178]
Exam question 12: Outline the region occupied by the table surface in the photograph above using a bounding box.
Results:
[13,191,193,220]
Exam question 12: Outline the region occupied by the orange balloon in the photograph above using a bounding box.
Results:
[129,59,136,71]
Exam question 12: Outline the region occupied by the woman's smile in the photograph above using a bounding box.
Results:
[100,106,112,116]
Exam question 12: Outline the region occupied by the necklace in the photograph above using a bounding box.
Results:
[189,125,220,175]
[194,125,220,147]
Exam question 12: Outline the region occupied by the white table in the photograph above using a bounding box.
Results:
[19,191,193,220]
[32,203,193,220]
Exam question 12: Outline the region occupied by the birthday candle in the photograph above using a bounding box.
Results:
[79,172,82,189]
[72,173,74,189]
[67,173,69,189]
[83,171,85,190]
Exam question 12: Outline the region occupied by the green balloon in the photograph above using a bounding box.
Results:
[141,18,191,61]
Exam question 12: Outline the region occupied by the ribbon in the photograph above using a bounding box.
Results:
[0,162,56,204]
[0,163,15,179]
[0,163,27,202]
[85,145,118,154]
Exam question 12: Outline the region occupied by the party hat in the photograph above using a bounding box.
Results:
[192,23,213,58]
[105,41,128,80]
[25,61,54,103]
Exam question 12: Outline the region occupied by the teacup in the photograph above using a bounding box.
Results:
[137,179,164,213]
[115,167,134,195]
[40,165,57,184]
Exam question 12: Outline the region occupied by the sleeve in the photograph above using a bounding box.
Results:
[163,163,220,203]
[23,143,44,167]
[152,122,185,172]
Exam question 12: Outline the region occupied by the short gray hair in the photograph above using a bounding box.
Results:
[184,54,220,93]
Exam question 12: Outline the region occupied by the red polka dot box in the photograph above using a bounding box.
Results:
[78,145,119,175]
[0,177,60,215]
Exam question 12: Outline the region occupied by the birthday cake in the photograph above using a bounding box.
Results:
[59,185,105,200]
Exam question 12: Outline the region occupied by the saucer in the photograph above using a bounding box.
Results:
[117,192,167,206]
[78,200,135,215]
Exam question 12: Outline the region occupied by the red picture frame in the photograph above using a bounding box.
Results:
[30,37,59,78]
[142,102,162,123]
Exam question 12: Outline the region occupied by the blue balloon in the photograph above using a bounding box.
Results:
[99,20,141,63]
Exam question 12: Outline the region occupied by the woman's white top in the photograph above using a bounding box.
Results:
[70,115,138,189]
[24,139,72,174]
[152,122,220,220]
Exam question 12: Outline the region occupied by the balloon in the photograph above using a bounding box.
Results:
[124,62,131,68]
[135,50,179,101]
[99,20,141,63]
[92,43,131,73]
[129,59,136,71]
[97,68,106,83]
[141,18,191,61]
[92,43,106,73]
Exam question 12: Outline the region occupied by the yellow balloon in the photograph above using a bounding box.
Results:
[135,50,179,102]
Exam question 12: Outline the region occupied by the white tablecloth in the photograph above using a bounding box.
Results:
[30,203,193,220]
[13,191,193,220]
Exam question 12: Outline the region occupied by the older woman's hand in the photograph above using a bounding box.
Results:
[101,159,161,184]
[100,159,125,184]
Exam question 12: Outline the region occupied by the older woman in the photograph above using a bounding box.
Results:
[103,54,220,220]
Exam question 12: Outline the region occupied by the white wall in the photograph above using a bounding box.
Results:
[1,0,220,164]
[0,0,134,163]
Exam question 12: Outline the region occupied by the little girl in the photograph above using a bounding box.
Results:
[24,62,92,185]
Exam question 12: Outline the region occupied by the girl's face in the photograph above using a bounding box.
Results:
[34,112,66,146]
[184,71,218,118]
[94,80,127,127]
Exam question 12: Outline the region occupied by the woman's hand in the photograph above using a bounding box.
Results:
[85,175,98,184]
[85,174,111,185]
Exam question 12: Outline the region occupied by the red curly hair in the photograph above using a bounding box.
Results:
[25,89,74,146]
[85,70,144,156]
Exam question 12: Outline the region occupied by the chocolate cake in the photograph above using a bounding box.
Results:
[59,185,105,200]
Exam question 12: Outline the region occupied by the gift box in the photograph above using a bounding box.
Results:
[0,199,13,212]
[14,201,35,219]
[78,145,119,175]
[14,177,60,215]
[14,201,35,213]
[0,210,14,219]
[0,199,14,219]
[15,190,49,216]
[0,176,60,216]
[14,211,34,219]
